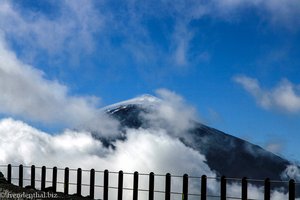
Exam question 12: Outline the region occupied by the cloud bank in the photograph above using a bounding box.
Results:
[0,117,295,199]
[234,75,300,113]
[0,117,216,199]
[0,35,119,136]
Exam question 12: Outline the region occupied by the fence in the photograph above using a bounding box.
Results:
[0,164,298,200]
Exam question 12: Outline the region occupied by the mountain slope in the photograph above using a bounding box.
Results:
[104,95,290,181]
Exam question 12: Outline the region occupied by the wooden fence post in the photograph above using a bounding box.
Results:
[41,166,46,191]
[103,169,109,200]
[182,174,188,200]
[77,168,82,196]
[201,175,207,200]
[52,167,57,192]
[221,176,226,200]
[31,165,35,188]
[90,169,95,199]
[149,172,154,200]
[264,178,270,200]
[64,167,69,195]
[133,171,139,200]
[289,179,295,200]
[7,164,11,184]
[118,171,123,200]
[19,164,23,187]
[165,173,171,200]
[241,177,247,200]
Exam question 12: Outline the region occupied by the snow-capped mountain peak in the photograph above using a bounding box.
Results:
[101,96,292,183]
[103,94,161,112]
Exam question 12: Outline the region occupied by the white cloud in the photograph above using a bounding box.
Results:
[234,75,300,113]
[210,0,300,28]
[141,89,198,136]
[260,0,300,28]
[167,0,300,66]
[172,22,193,66]
[265,142,283,154]
[0,0,103,65]
[281,165,300,182]
[0,118,216,199]
[0,118,295,199]
[0,35,119,135]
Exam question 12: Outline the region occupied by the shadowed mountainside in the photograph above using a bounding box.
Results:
[104,100,290,181]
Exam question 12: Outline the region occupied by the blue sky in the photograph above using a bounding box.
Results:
[1,0,300,161]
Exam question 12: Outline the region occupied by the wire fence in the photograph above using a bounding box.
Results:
[0,164,298,200]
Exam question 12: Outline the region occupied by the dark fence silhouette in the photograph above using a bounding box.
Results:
[0,164,298,200]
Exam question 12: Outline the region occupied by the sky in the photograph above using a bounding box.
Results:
[0,0,300,165]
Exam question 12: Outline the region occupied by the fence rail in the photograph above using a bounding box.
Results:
[0,164,298,200]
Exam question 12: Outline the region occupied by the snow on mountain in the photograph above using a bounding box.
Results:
[103,94,161,113]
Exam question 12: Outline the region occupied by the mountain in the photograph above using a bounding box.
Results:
[102,95,291,181]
